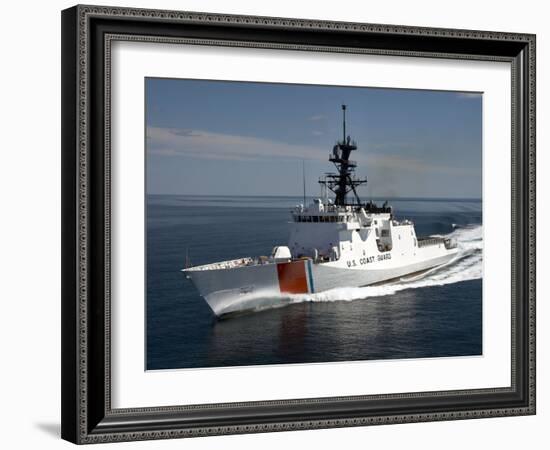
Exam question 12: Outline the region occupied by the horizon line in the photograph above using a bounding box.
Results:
[147,193,482,202]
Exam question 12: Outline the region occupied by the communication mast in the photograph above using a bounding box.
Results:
[319,105,368,206]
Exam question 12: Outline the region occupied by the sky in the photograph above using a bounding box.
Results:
[146,78,482,199]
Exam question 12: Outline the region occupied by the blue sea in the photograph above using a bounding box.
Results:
[146,195,482,370]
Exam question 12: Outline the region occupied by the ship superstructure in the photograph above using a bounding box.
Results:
[183,106,458,317]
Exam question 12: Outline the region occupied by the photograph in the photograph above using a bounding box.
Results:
[145,78,483,370]
[57,2,536,445]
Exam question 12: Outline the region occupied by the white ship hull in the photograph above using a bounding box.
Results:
[184,245,457,317]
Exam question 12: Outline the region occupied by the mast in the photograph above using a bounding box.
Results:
[302,159,306,206]
[342,104,346,143]
[319,105,367,206]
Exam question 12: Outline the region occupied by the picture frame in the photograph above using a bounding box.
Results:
[61,4,536,444]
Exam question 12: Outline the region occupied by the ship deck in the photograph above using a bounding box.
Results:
[184,257,256,271]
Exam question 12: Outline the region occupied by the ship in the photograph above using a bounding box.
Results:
[183,105,458,317]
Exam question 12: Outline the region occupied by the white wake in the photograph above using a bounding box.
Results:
[287,224,483,304]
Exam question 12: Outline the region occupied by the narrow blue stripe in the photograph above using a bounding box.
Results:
[307,260,315,293]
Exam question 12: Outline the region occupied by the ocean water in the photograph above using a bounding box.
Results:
[146,195,482,370]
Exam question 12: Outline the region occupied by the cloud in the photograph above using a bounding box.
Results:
[456,92,482,99]
[147,127,477,176]
[171,129,202,137]
[308,114,326,121]
[369,141,420,151]
[312,130,324,136]
[365,153,476,176]
[147,127,327,161]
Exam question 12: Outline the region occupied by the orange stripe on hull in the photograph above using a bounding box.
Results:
[277,261,309,294]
